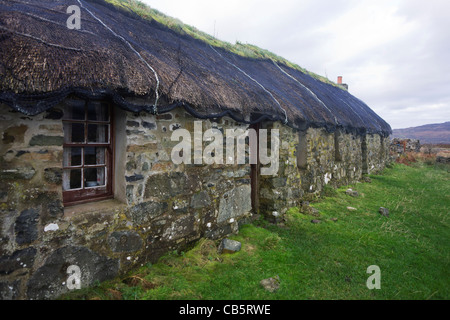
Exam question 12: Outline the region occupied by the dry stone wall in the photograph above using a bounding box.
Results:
[0,103,254,299]
[259,124,390,220]
[0,101,391,299]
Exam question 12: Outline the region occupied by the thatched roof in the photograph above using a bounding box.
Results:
[0,0,391,136]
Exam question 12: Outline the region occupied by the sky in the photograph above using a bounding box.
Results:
[140,0,450,129]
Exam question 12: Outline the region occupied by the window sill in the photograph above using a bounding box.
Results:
[63,198,127,219]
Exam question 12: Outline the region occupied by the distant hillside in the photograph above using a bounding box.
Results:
[392,122,450,144]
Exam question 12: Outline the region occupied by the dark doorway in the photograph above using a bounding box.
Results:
[250,122,260,213]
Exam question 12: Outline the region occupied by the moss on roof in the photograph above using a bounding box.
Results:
[104,0,342,89]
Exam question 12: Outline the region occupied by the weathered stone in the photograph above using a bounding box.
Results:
[190,191,211,209]
[142,162,150,171]
[260,275,280,293]
[362,176,372,183]
[126,120,140,127]
[126,185,134,203]
[126,143,158,153]
[347,206,357,211]
[346,188,359,197]
[29,135,63,146]
[44,167,62,184]
[217,185,252,223]
[144,172,187,200]
[0,280,21,300]
[108,231,143,253]
[142,121,156,130]
[2,125,27,144]
[162,215,196,241]
[300,201,320,217]
[218,238,241,254]
[126,129,145,135]
[15,150,30,157]
[125,174,144,182]
[26,246,119,300]
[126,160,137,171]
[0,247,37,275]
[272,177,287,188]
[379,207,389,217]
[0,167,35,180]
[39,124,63,132]
[129,201,168,225]
[42,199,63,221]
[169,123,181,131]
[205,224,232,240]
[311,219,321,224]
[15,208,39,245]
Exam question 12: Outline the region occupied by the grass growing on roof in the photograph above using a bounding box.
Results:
[103,0,342,89]
[61,162,449,300]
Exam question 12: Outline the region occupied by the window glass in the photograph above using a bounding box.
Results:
[87,124,109,143]
[84,167,105,187]
[63,100,85,120]
[64,123,85,143]
[63,147,82,167]
[62,99,112,204]
[62,169,82,190]
[85,147,105,165]
[88,102,109,121]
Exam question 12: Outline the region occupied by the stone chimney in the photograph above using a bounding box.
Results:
[337,76,348,90]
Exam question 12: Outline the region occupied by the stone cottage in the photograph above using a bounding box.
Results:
[0,0,391,299]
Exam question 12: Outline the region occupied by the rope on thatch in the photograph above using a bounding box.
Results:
[337,97,369,129]
[76,0,160,111]
[272,60,339,126]
[209,44,288,125]
[0,25,83,52]
[346,95,385,134]
[21,11,98,37]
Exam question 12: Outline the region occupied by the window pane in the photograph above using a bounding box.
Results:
[63,100,85,120]
[63,169,82,190]
[87,102,109,121]
[87,124,109,143]
[63,147,82,167]
[64,122,85,143]
[85,147,105,165]
[84,167,106,187]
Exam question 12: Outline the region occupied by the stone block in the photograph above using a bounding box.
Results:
[379,207,389,217]
[144,172,187,200]
[0,247,37,275]
[218,238,241,254]
[125,174,144,182]
[2,125,27,144]
[345,188,359,197]
[142,121,156,130]
[44,167,62,184]
[0,167,35,180]
[260,275,280,293]
[129,201,168,225]
[29,135,63,146]
[217,185,251,223]
[108,231,143,253]
[0,280,21,300]
[190,191,211,209]
[15,208,39,245]
[26,246,119,300]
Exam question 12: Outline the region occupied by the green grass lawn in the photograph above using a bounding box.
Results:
[62,162,449,300]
